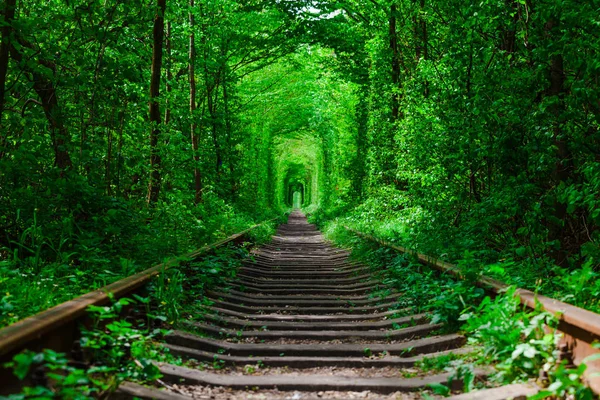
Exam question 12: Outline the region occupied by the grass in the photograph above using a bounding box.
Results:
[0,214,280,329]
[316,221,595,397]
[317,211,600,315]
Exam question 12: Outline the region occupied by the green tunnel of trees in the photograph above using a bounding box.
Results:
[1,0,600,324]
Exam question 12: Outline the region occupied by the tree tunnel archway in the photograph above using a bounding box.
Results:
[287,181,305,207]
[238,48,359,214]
[283,162,310,207]
[273,133,323,210]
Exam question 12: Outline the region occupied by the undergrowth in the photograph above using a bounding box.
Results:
[318,225,596,398]
[0,198,281,328]
[312,206,600,316]
[2,296,176,399]
[1,231,267,399]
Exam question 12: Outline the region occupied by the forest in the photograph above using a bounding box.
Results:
[0,0,599,327]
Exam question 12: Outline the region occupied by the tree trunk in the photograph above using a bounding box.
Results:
[106,127,113,195]
[40,79,72,170]
[164,22,172,126]
[105,107,115,195]
[389,4,400,122]
[0,0,16,124]
[189,0,202,204]
[10,39,72,170]
[116,109,125,195]
[501,0,518,54]
[419,0,429,97]
[545,17,571,267]
[147,0,167,205]
[222,69,236,200]
[200,13,222,183]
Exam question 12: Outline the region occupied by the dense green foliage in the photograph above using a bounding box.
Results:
[0,0,296,326]
[3,298,174,398]
[0,0,599,328]
[4,3,600,397]
[305,0,600,310]
[2,240,262,398]
[328,231,595,398]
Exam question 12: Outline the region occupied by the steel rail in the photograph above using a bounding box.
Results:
[0,219,277,360]
[345,226,600,393]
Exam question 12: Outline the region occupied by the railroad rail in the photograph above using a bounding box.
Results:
[0,218,278,394]
[346,227,600,394]
[1,212,599,399]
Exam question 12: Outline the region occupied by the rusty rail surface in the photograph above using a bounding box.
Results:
[0,219,277,368]
[345,226,600,393]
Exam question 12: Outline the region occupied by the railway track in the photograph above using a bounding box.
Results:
[117,211,535,399]
[2,211,600,398]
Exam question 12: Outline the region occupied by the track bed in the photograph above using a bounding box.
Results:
[122,211,536,399]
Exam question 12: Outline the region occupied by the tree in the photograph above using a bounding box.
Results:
[147,0,167,205]
[0,0,16,124]
[189,0,201,204]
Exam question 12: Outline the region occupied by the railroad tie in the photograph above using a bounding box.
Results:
[126,211,534,399]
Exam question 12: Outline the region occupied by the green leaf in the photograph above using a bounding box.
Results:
[427,382,451,396]
[515,247,527,257]
[11,352,35,380]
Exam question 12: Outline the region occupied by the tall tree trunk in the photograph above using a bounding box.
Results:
[0,0,16,160]
[0,0,16,124]
[116,109,125,195]
[222,69,236,200]
[39,75,72,170]
[189,0,202,204]
[389,4,400,122]
[106,127,113,195]
[545,17,571,266]
[10,39,72,170]
[501,0,518,54]
[164,22,172,126]
[419,0,429,97]
[147,0,167,205]
[200,14,222,183]
[105,107,116,195]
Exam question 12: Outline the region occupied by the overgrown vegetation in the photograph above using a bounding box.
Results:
[1,0,600,396]
[2,240,256,398]
[0,214,279,328]
[1,0,598,322]
[327,233,596,397]
[304,0,600,312]
[3,297,173,399]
